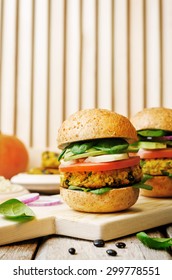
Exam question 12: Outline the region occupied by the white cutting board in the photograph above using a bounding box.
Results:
[0,195,172,246]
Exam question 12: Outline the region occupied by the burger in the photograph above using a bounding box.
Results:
[130,107,172,197]
[57,108,150,213]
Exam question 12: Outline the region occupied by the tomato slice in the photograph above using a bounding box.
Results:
[59,156,140,172]
[130,148,172,159]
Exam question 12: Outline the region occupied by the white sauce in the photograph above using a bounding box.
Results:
[0,176,23,193]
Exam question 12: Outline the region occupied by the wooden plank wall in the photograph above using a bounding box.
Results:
[0,0,172,150]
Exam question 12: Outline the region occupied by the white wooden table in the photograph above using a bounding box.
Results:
[0,224,172,260]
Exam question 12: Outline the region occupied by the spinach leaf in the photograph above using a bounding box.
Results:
[132,175,153,190]
[68,185,91,192]
[68,185,111,194]
[166,141,172,146]
[141,174,153,183]
[71,141,95,155]
[0,199,35,219]
[90,187,112,194]
[161,171,172,178]
[133,183,153,190]
[94,138,129,154]
[138,130,166,137]
[140,159,146,168]
[136,232,172,249]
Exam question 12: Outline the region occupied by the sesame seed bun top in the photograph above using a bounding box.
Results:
[131,107,172,132]
[57,108,138,149]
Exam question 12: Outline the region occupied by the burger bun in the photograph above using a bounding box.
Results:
[58,108,137,149]
[141,176,172,197]
[60,187,139,213]
[131,107,172,132]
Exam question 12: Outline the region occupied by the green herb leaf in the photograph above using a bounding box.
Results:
[0,199,35,219]
[136,232,172,249]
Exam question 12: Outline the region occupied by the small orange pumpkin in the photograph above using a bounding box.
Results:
[0,133,29,179]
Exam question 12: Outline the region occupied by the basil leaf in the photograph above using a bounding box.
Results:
[138,130,166,137]
[0,199,35,219]
[136,232,172,249]
[90,187,112,195]
[94,138,129,154]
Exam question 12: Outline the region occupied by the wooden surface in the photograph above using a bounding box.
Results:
[0,225,172,260]
[1,196,172,246]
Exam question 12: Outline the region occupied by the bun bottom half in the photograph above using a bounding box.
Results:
[60,187,139,213]
[141,176,172,197]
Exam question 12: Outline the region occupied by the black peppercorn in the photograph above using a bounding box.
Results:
[116,242,126,249]
[106,249,117,256]
[93,239,105,247]
[68,248,76,255]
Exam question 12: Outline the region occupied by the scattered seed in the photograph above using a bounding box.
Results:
[106,249,117,256]
[68,248,76,255]
[93,239,105,247]
[116,242,126,249]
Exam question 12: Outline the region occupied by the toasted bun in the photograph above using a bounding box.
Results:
[141,176,172,197]
[58,109,137,149]
[60,187,139,213]
[131,107,172,131]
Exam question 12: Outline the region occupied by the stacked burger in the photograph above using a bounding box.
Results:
[57,108,151,213]
[130,107,172,197]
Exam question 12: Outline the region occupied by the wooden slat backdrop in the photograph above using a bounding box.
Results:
[0,0,172,150]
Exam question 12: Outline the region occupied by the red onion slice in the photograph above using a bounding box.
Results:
[160,136,172,140]
[150,136,172,141]
[27,196,62,206]
[18,193,40,204]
